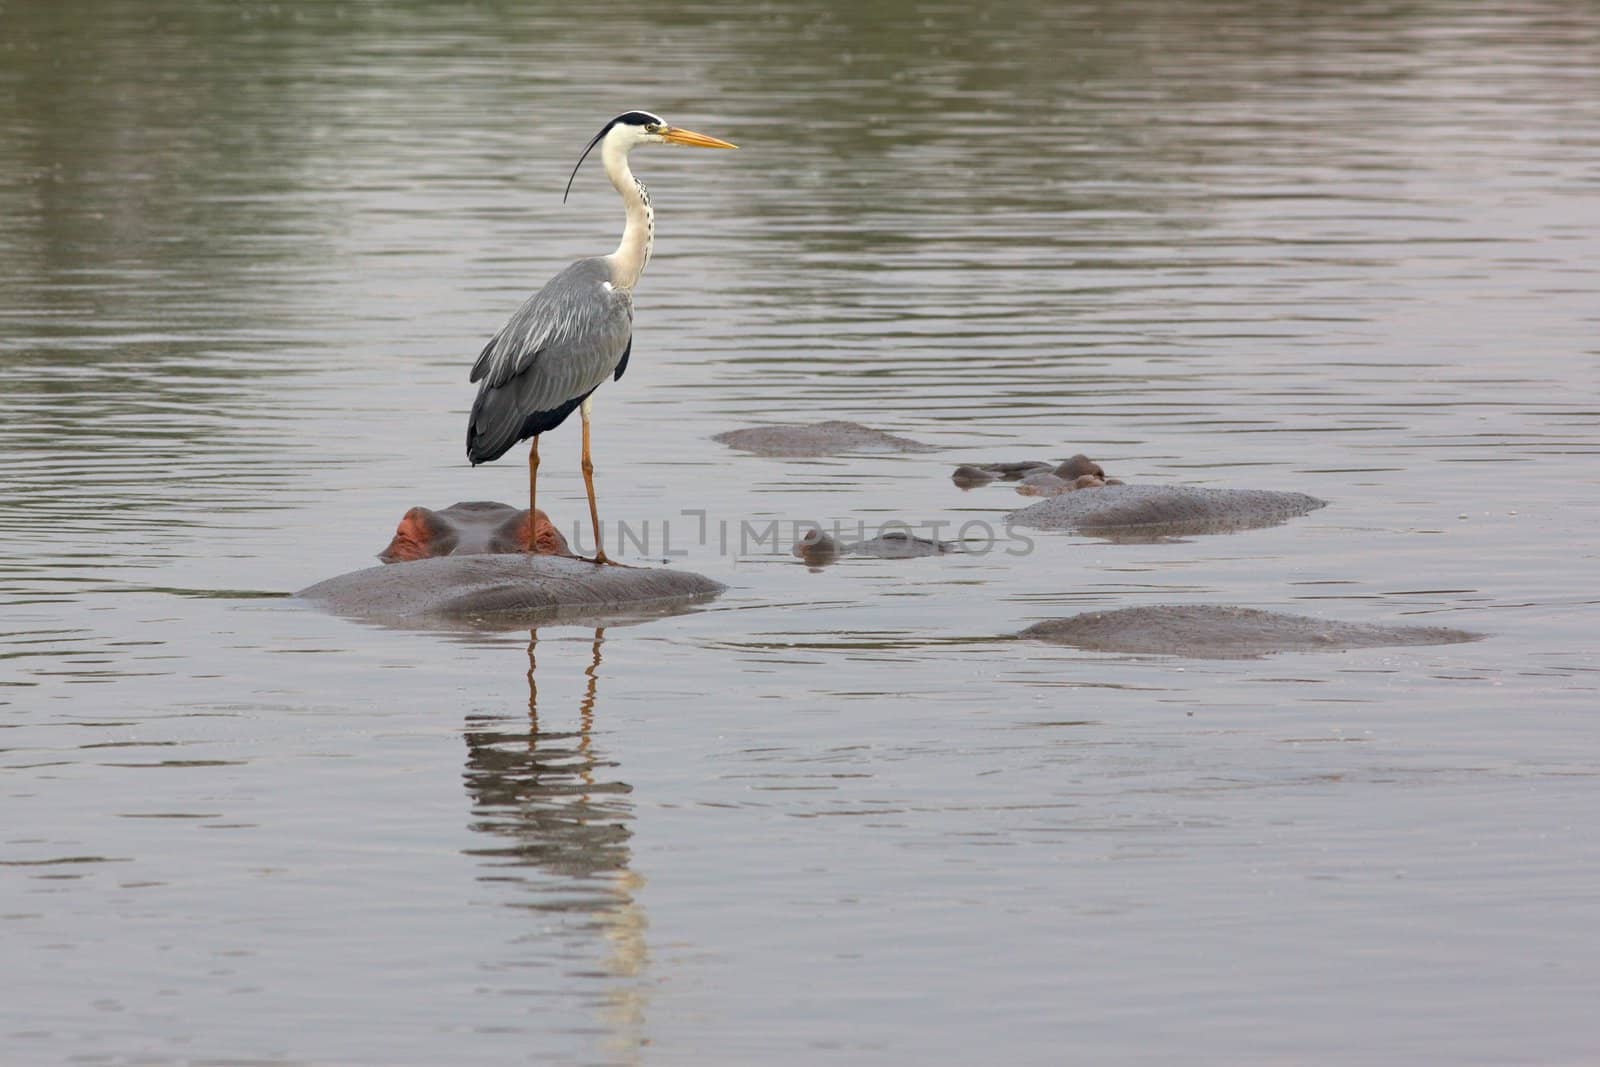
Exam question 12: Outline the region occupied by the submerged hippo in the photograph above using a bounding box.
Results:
[1020,604,1481,660]
[1018,454,1126,497]
[952,454,1119,493]
[299,502,724,629]
[956,452,1324,541]
[299,555,725,629]
[793,528,956,567]
[1010,484,1325,542]
[714,420,935,457]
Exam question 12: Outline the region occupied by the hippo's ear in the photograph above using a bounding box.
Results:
[380,507,455,563]
[494,508,573,557]
[533,510,573,557]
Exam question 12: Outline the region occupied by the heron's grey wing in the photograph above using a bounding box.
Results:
[466,259,633,464]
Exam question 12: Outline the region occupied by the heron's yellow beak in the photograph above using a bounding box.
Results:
[662,126,738,149]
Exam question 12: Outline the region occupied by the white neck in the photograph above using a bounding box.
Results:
[601,137,653,291]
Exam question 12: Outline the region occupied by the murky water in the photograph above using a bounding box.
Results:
[4,2,1599,1063]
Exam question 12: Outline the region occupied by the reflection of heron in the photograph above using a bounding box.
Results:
[461,627,648,1059]
[466,112,737,564]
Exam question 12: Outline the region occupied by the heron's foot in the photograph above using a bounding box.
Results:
[579,552,627,567]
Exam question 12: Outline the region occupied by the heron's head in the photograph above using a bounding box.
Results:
[564,111,737,201]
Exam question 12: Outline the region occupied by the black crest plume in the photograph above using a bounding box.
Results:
[563,112,663,203]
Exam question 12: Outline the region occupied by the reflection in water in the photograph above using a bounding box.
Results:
[461,628,648,1061]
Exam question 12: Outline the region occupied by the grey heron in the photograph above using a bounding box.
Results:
[466,111,736,564]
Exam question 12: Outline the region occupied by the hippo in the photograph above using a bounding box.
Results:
[954,452,1324,542]
[299,555,725,629]
[793,528,956,567]
[298,502,724,629]
[1009,484,1325,542]
[1020,604,1481,659]
[954,453,1113,491]
[714,420,935,457]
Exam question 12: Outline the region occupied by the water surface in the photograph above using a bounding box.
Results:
[3,2,1599,1063]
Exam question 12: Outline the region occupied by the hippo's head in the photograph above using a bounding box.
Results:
[792,528,841,567]
[380,501,572,563]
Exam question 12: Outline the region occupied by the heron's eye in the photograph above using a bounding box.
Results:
[645,123,664,134]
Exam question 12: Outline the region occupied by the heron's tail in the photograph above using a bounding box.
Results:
[466,384,523,465]
[466,381,590,465]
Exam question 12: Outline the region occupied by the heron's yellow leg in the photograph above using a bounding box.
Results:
[580,398,611,565]
[527,435,540,550]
